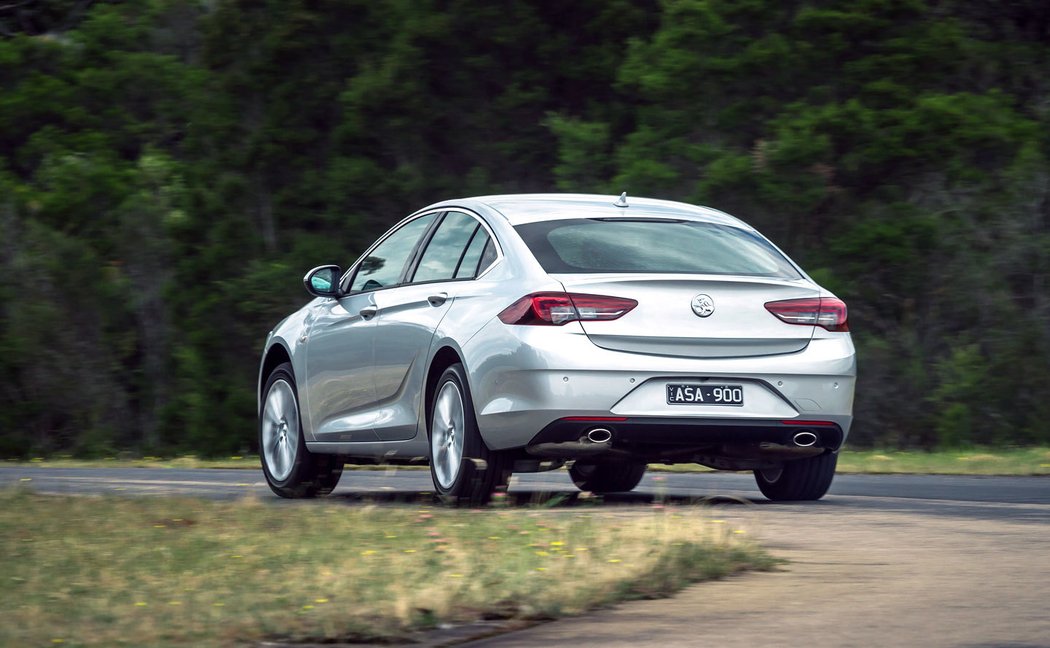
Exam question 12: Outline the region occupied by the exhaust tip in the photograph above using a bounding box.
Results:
[585,428,613,444]
[792,431,818,447]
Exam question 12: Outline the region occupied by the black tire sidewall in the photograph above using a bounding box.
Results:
[754,452,838,501]
[313,461,344,496]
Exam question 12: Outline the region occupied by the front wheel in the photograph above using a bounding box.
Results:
[569,460,646,493]
[753,452,838,501]
[429,363,509,505]
[259,362,343,498]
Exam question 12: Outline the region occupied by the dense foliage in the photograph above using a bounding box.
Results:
[1,0,1047,456]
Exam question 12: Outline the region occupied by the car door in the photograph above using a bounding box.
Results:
[302,211,439,442]
[371,210,492,441]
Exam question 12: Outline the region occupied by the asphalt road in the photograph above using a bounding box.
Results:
[3,464,1049,510]
[4,465,1050,647]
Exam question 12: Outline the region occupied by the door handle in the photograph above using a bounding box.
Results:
[427,293,448,307]
[359,306,378,320]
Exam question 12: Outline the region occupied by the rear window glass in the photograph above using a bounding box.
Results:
[514,219,801,278]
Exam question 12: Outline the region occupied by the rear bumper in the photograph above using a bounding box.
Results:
[525,416,844,464]
[530,417,845,448]
[463,318,856,452]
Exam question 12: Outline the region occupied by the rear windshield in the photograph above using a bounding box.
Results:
[514,218,802,278]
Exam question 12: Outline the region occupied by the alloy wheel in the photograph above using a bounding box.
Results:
[431,380,466,489]
[261,378,299,482]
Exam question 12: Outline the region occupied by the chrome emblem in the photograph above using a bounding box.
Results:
[691,294,715,318]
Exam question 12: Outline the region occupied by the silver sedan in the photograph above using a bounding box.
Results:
[258,194,855,503]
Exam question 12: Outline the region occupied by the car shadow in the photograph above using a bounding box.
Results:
[324,489,819,508]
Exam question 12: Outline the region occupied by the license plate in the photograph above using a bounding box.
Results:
[666,384,744,406]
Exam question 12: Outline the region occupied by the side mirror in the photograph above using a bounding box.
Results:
[303,265,342,298]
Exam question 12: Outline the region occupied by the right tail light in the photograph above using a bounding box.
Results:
[765,297,848,332]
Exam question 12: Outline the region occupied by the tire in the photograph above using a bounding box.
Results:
[753,452,838,501]
[259,362,343,498]
[569,460,646,493]
[428,363,510,506]
[313,460,345,497]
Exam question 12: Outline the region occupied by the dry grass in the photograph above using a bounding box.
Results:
[834,447,1050,475]
[0,489,770,647]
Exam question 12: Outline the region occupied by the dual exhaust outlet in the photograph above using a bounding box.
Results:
[582,427,818,447]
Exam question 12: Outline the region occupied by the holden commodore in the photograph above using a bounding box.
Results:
[258,193,855,503]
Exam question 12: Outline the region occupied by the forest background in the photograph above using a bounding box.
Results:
[1,0,1048,457]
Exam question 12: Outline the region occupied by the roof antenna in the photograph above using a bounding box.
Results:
[614,191,629,208]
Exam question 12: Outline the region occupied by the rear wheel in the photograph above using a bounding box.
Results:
[260,362,343,498]
[429,363,510,505]
[753,452,837,501]
[569,460,646,493]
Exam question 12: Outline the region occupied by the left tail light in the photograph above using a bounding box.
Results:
[498,292,638,326]
[765,297,849,332]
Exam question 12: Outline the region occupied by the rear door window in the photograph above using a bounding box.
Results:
[412,211,486,283]
[411,211,497,281]
[514,219,801,278]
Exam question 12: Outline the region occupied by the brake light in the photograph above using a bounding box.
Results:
[765,297,849,332]
[498,292,638,326]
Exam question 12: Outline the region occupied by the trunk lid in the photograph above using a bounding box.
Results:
[555,273,818,359]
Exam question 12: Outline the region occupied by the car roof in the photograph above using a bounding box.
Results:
[422,194,753,229]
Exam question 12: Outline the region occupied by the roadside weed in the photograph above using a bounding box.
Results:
[0,490,771,647]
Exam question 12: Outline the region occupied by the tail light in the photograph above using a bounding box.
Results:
[498,292,638,326]
[765,297,849,332]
